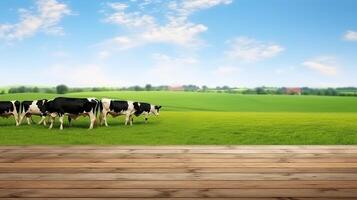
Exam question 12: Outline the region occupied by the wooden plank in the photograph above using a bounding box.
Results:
[1,167,357,173]
[0,162,356,168]
[1,145,357,149]
[1,189,357,198]
[0,198,355,200]
[1,180,357,189]
[3,153,357,159]
[3,157,357,163]
[0,146,355,199]
[5,149,357,153]
[1,173,357,181]
[0,167,356,173]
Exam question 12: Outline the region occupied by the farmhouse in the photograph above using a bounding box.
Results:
[285,87,302,95]
[169,85,184,91]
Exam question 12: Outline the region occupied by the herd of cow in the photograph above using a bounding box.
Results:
[0,97,162,130]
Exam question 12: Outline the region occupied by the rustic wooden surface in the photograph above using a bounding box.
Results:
[0,145,357,199]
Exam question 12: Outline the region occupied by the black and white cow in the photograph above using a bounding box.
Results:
[19,99,48,126]
[133,102,161,123]
[0,101,20,126]
[45,97,99,130]
[99,98,139,126]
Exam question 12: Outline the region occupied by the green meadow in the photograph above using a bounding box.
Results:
[1,91,357,145]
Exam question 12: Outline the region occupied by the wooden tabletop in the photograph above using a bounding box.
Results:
[0,145,357,199]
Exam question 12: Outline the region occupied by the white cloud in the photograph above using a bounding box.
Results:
[108,2,129,11]
[0,0,71,41]
[213,66,240,76]
[152,53,198,64]
[98,51,111,59]
[106,3,156,28]
[51,50,69,58]
[138,0,162,9]
[225,37,284,62]
[302,56,339,76]
[147,53,200,85]
[170,0,232,19]
[103,36,140,50]
[343,30,357,41]
[102,0,231,50]
[39,53,202,87]
[181,0,232,10]
[46,64,128,87]
[274,66,296,75]
[141,21,207,46]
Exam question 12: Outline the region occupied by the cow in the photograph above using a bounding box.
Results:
[99,98,139,127]
[0,101,20,126]
[133,102,162,123]
[45,97,99,130]
[19,99,48,126]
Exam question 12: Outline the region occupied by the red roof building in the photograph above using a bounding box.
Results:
[168,85,184,91]
[285,87,302,95]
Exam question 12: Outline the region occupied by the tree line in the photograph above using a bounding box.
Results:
[2,84,357,97]
[241,87,357,96]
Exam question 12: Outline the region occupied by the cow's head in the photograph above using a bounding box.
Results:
[39,99,48,114]
[43,100,54,114]
[151,105,162,116]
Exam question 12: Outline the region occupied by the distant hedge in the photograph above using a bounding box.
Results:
[5,85,357,97]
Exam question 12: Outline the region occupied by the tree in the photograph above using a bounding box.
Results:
[17,86,26,93]
[8,88,17,93]
[133,85,142,91]
[56,84,68,94]
[222,86,230,90]
[145,84,152,91]
[255,87,266,94]
[32,87,39,93]
[183,85,200,91]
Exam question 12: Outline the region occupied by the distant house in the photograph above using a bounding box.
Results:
[169,85,184,91]
[285,87,302,95]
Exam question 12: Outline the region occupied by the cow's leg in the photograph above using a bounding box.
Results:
[26,116,32,125]
[129,115,133,126]
[59,115,64,130]
[68,116,72,127]
[46,116,50,125]
[43,116,47,126]
[30,117,35,124]
[125,114,130,126]
[102,111,109,127]
[99,112,103,126]
[89,112,96,130]
[13,112,19,126]
[49,113,57,129]
[18,112,26,126]
[49,117,54,129]
[144,113,149,124]
[38,116,46,125]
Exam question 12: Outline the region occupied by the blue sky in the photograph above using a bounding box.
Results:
[0,0,357,87]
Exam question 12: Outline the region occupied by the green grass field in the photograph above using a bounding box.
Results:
[1,91,357,145]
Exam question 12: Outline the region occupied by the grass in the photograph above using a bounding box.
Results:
[3,91,357,112]
[1,91,357,145]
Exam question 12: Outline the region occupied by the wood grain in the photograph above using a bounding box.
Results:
[1,180,357,189]
[0,146,356,199]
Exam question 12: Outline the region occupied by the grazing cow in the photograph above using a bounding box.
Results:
[19,99,48,126]
[99,98,139,126]
[46,97,99,130]
[133,102,162,123]
[0,101,20,126]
